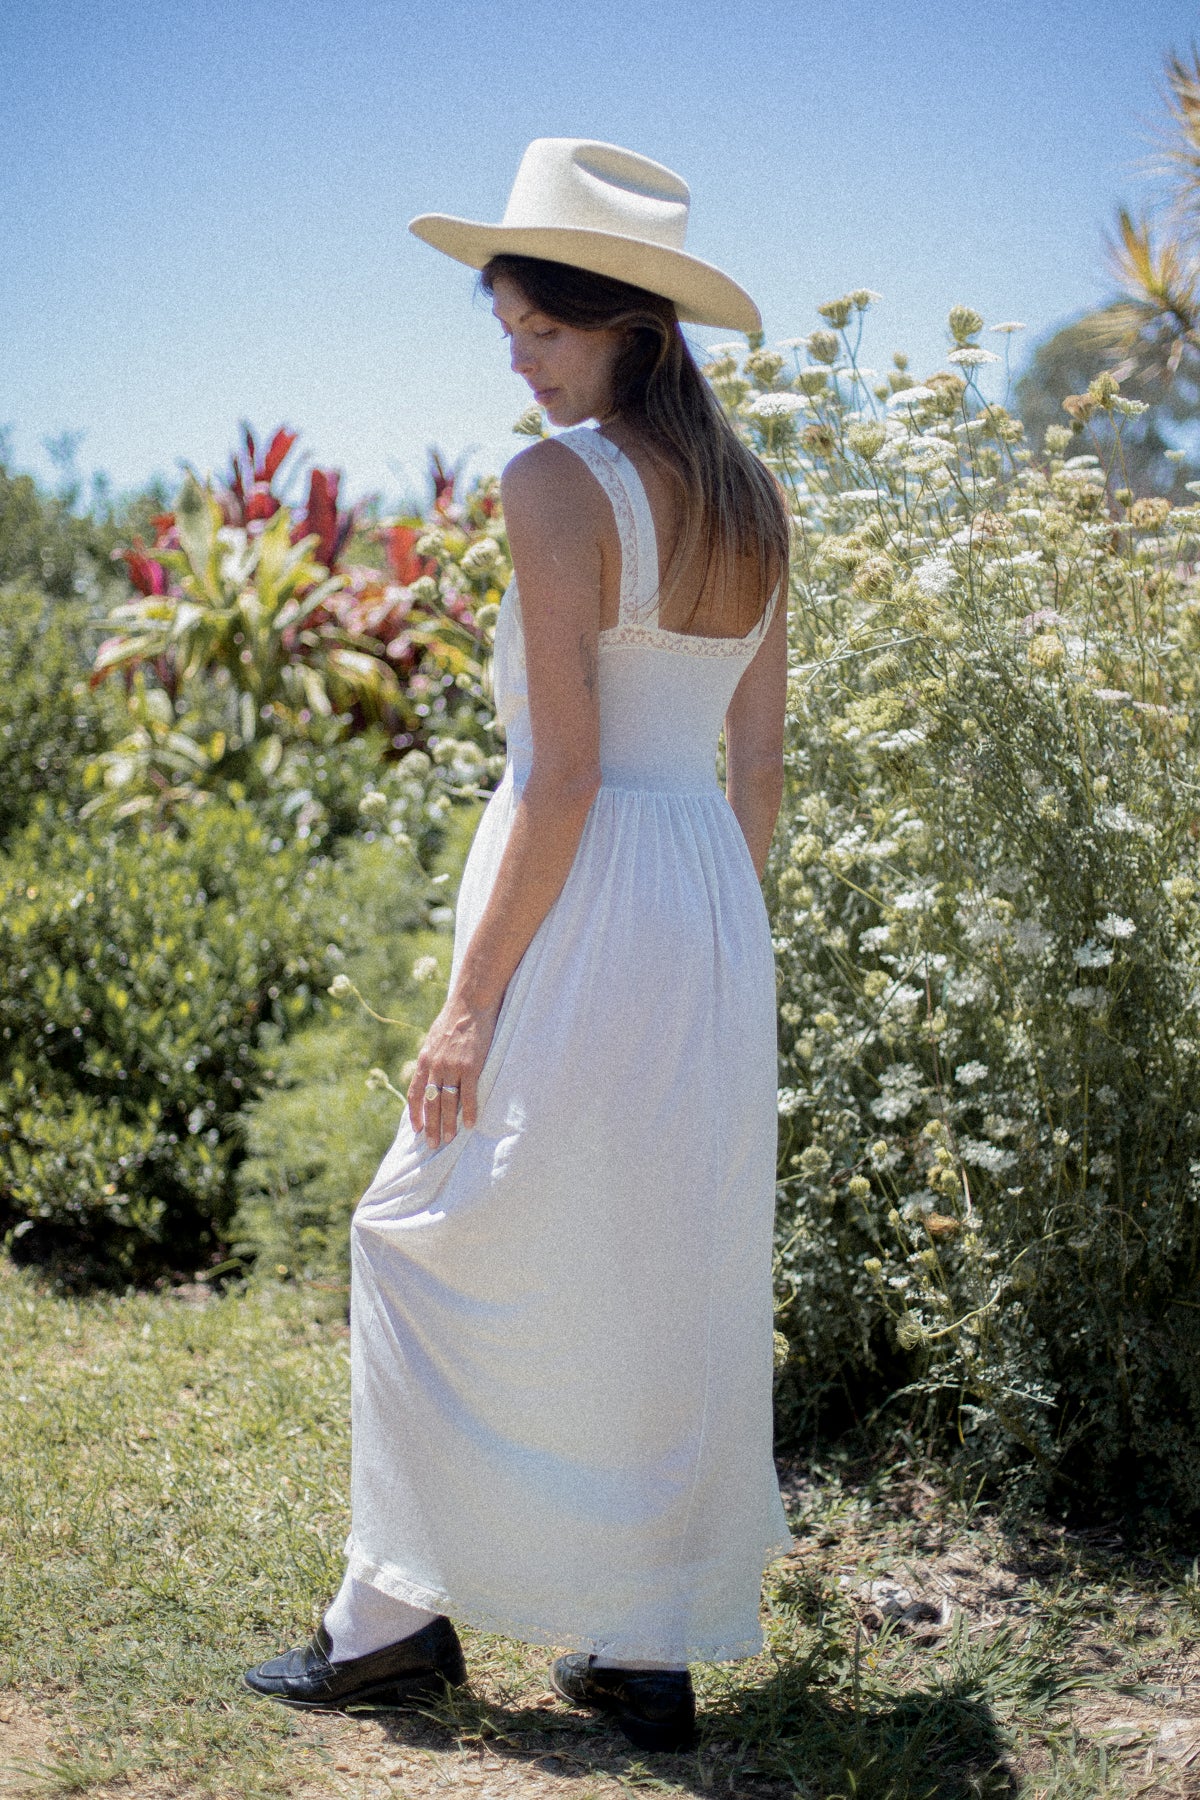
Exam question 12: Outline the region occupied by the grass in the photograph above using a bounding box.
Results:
[1,1256,1198,1799]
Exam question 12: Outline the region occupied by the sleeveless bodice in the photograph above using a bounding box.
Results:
[491,426,778,793]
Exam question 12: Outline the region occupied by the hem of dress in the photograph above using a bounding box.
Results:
[344,1529,797,1667]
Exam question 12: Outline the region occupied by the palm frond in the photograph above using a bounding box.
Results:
[1161,46,1200,228]
[1099,207,1200,385]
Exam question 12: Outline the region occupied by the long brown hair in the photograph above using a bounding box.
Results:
[480,254,788,636]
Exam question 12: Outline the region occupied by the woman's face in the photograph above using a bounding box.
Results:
[490,273,626,427]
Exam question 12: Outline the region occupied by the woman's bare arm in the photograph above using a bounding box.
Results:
[408,440,606,1145]
[723,584,788,879]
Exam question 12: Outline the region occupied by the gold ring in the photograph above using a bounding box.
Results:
[423,1083,441,1103]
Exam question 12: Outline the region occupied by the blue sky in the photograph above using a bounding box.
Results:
[2,0,1196,509]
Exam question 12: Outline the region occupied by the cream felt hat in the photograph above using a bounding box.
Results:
[409,137,761,335]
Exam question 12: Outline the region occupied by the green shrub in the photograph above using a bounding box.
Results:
[0,582,123,846]
[0,462,106,600]
[0,802,337,1285]
[231,802,479,1283]
[248,729,499,864]
[722,306,1200,1522]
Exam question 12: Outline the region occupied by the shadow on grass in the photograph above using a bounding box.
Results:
[328,1650,1017,1800]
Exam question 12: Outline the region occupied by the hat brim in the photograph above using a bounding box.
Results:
[408,214,761,335]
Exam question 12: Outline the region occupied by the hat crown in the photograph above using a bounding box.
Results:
[500,138,691,251]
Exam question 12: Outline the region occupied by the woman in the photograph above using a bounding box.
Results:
[245,137,793,1755]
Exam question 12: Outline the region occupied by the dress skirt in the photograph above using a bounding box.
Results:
[343,763,794,1665]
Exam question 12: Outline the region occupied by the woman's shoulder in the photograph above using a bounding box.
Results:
[501,433,609,527]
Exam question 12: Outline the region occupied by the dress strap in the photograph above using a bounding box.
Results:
[550,427,659,627]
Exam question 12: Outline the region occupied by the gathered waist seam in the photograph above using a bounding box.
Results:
[500,760,721,799]
[596,780,723,797]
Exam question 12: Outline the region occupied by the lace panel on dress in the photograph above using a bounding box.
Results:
[554,427,779,659]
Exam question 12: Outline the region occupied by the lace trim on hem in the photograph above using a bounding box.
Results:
[343,1530,796,1667]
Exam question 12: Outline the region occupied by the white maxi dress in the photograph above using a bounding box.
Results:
[345,425,793,1665]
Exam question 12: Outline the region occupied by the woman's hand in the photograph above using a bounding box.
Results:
[408,991,503,1148]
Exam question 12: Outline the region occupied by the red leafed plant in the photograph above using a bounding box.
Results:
[98,426,499,782]
[219,423,297,526]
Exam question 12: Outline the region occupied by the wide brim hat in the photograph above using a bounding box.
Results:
[409,137,761,336]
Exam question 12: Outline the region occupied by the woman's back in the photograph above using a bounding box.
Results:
[494,425,779,795]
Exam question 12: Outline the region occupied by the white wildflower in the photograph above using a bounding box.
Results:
[870,1063,925,1121]
[958,904,1006,947]
[745,392,807,418]
[830,825,868,860]
[960,1138,1018,1174]
[1066,985,1107,1008]
[882,983,923,1011]
[984,1113,1018,1140]
[876,727,927,752]
[946,346,1000,367]
[1019,607,1068,635]
[703,340,746,358]
[1113,398,1149,417]
[460,535,502,577]
[840,488,889,504]
[893,883,939,913]
[955,1061,990,1086]
[990,321,1026,334]
[777,1087,803,1116]
[858,925,893,952]
[887,386,936,409]
[410,954,440,983]
[914,554,955,597]
[1007,550,1044,568]
[512,403,547,438]
[1097,912,1135,939]
[1010,918,1054,957]
[1093,688,1132,704]
[1096,803,1153,837]
[904,443,956,475]
[946,973,993,1009]
[1073,939,1114,969]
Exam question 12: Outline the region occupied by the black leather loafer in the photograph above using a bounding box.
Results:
[244,1614,467,1709]
[550,1652,696,1752]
